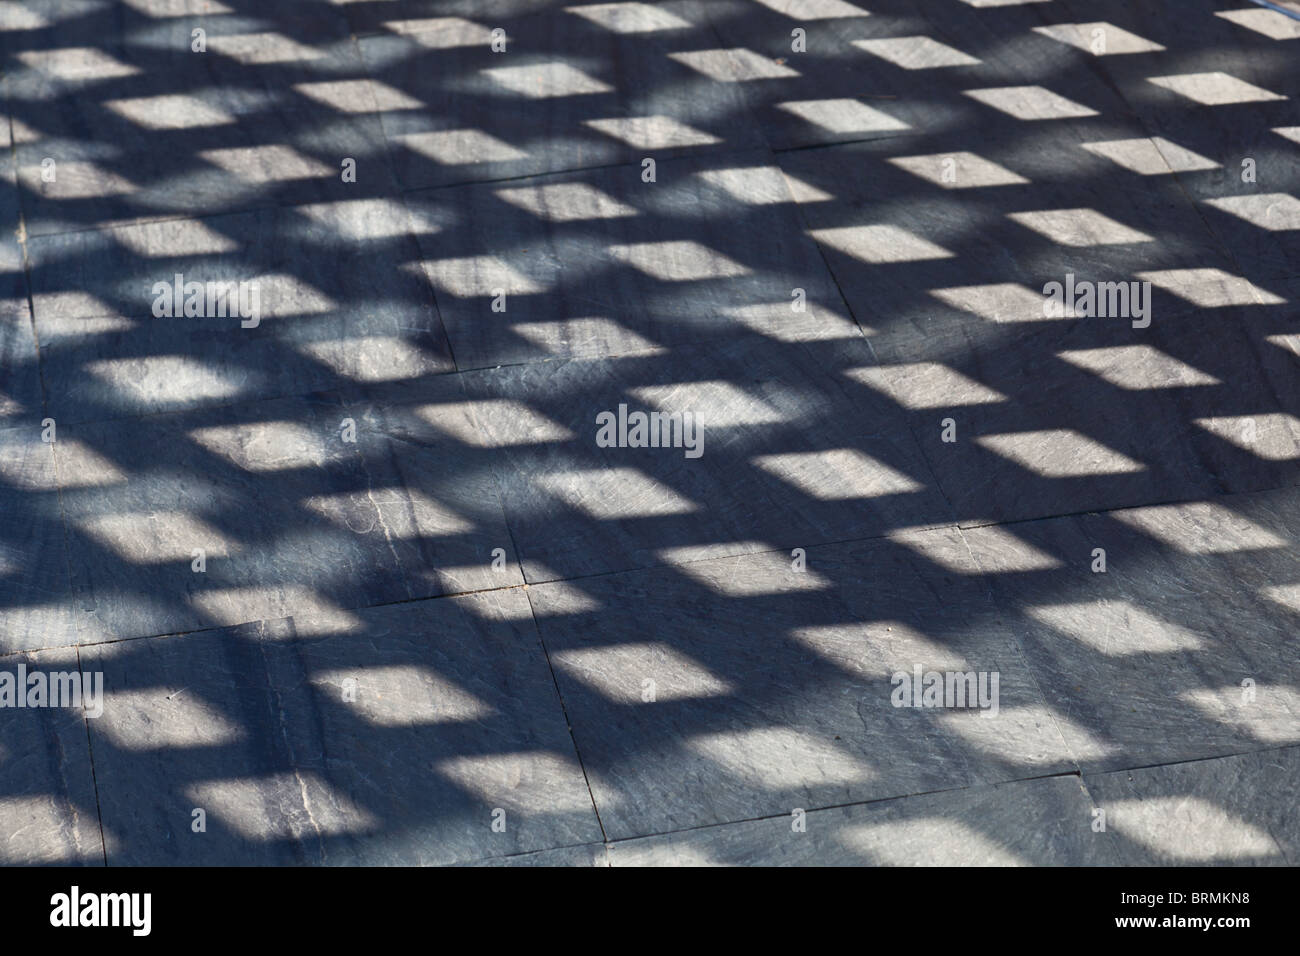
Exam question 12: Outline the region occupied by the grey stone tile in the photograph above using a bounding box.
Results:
[1085,746,1300,864]
[0,426,81,653]
[403,149,860,369]
[56,388,521,642]
[81,590,602,864]
[341,0,572,37]
[450,334,952,581]
[778,129,1241,352]
[607,775,1112,865]
[29,201,453,423]
[830,261,1300,525]
[963,487,1300,771]
[530,530,1075,839]
[0,150,41,429]
[0,647,103,864]
[4,0,1296,870]
[9,17,397,236]
[701,0,1143,151]
[359,2,763,190]
[840,341,1211,528]
[1055,0,1300,279]
[464,842,608,866]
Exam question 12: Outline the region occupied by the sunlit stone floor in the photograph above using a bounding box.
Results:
[1,0,1297,865]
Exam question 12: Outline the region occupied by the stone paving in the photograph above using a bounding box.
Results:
[1,0,1298,866]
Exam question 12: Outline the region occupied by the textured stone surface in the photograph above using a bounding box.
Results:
[964,487,1300,770]
[0,648,103,864]
[606,775,1110,865]
[403,151,859,369]
[57,388,522,641]
[1084,746,1300,864]
[530,530,1076,839]
[28,203,454,423]
[0,428,82,652]
[359,2,761,190]
[81,591,601,865]
[2,0,1296,866]
[456,335,953,581]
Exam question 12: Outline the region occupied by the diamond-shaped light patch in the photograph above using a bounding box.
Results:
[846,363,1007,409]
[931,284,1054,322]
[976,430,1145,476]
[1194,414,1300,461]
[888,151,1028,188]
[565,3,691,33]
[1057,346,1220,389]
[1137,269,1284,307]
[382,18,491,47]
[399,129,528,164]
[812,225,953,263]
[754,0,869,17]
[1081,136,1219,175]
[421,255,548,296]
[1008,208,1152,246]
[853,36,980,69]
[776,99,908,133]
[210,33,322,64]
[670,48,799,81]
[17,48,140,79]
[1148,72,1285,105]
[964,86,1097,120]
[495,182,637,221]
[1032,22,1165,55]
[104,94,235,129]
[696,166,792,204]
[1204,193,1300,231]
[754,449,923,499]
[584,115,720,148]
[1215,8,1300,40]
[608,241,749,281]
[483,63,613,98]
[1113,502,1287,553]
[293,79,422,112]
[533,468,699,518]
[199,145,333,182]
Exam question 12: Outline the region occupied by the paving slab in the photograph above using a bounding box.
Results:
[700,0,1140,152]
[9,14,396,236]
[80,590,601,864]
[28,201,453,423]
[1,0,1296,867]
[0,647,103,864]
[0,426,82,653]
[777,128,1245,348]
[0,147,42,430]
[1085,745,1300,864]
[404,149,859,369]
[964,487,1300,770]
[1055,0,1300,280]
[530,529,1077,839]
[447,334,952,581]
[358,2,763,191]
[55,387,522,642]
[606,774,1111,865]
[845,313,1300,526]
